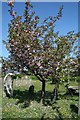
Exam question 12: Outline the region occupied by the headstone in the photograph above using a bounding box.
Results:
[29,85,34,94]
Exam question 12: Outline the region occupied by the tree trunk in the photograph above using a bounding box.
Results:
[41,80,45,100]
[51,83,59,101]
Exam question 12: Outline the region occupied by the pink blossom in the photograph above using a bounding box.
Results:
[16,24,19,26]
[27,45,30,48]
[11,11,16,17]
[37,62,41,67]
[33,50,35,52]
[29,53,32,55]
[26,30,28,32]
[8,0,14,6]
[70,59,76,65]
[16,34,19,37]
[26,0,30,2]
[20,22,22,25]
[71,61,76,65]
[39,66,43,69]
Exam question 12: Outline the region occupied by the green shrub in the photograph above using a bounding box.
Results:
[29,75,39,80]
[76,76,80,82]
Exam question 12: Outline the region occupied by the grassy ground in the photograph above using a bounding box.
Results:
[2,76,79,119]
[0,78,2,119]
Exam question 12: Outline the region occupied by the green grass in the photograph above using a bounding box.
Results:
[0,78,2,119]
[2,77,79,119]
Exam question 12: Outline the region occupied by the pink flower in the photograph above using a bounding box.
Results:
[71,61,76,65]
[70,59,76,65]
[26,30,28,32]
[16,24,19,26]
[29,53,32,55]
[40,66,43,69]
[37,62,41,67]
[27,45,30,48]
[8,0,14,6]
[11,11,16,17]
[26,0,30,3]
[17,34,19,37]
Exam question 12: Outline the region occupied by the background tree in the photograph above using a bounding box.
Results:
[2,1,79,100]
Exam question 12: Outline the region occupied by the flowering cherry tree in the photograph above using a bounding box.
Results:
[2,1,79,100]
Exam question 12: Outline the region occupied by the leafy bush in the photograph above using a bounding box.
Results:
[29,75,39,80]
[12,74,23,80]
[76,76,80,82]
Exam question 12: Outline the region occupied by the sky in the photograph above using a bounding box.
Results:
[1,2,78,58]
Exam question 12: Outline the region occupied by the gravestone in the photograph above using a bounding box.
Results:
[65,83,79,95]
[29,85,34,94]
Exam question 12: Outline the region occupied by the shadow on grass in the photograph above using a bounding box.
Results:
[51,103,78,120]
[12,88,79,108]
[13,89,41,107]
[70,104,78,114]
[12,89,54,107]
[58,92,79,101]
[69,104,78,119]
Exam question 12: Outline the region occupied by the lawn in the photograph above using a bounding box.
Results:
[0,78,2,120]
[2,76,79,119]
